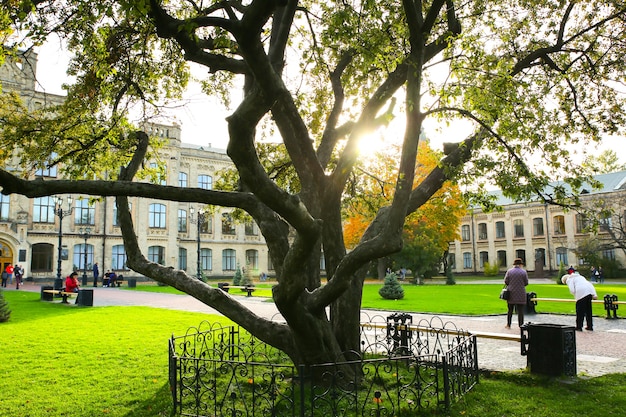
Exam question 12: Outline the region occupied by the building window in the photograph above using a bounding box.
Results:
[112,245,128,270]
[200,214,213,233]
[553,215,566,235]
[556,247,568,266]
[222,249,236,271]
[113,201,132,227]
[149,203,167,228]
[74,199,95,225]
[463,252,472,269]
[245,220,258,236]
[179,247,187,271]
[222,213,236,235]
[497,250,507,268]
[201,248,212,271]
[478,223,487,240]
[515,249,526,265]
[198,174,213,190]
[246,249,259,269]
[178,172,188,187]
[461,225,471,241]
[149,162,167,185]
[148,246,165,265]
[448,253,456,269]
[602,248,616,261]
[268,253,274,271]
[0,194,9,221]
[479,251,489,268]
[575,214,587,233]
[535,248,546,267]
[35,153,58,177]
[73,243,93,272]
[178,209,188,233]
[513,219,524,238]
[33,197,56,223]
[31,243,53,272]
[320,252,326,271]
[532,217,544,236]
[600,213,612,231]
[495,221,505,239]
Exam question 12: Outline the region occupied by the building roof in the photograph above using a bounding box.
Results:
[485,170,626,208]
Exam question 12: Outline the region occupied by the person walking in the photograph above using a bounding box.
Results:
[504,258,529,328]
[562,267,598,331]
[93,262,99,287]
[14,264,23,289]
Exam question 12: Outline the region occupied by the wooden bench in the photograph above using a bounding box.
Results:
[42,289,76,304]
[218,284,255,297]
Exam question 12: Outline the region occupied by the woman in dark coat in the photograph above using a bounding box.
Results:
[504,258,529,328]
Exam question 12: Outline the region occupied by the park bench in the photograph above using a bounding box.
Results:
[42,289,76,304]
[217,283,255,297]
[529,293,625,319]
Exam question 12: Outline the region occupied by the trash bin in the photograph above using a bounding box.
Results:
[128,278,137,288]
[41,285,54,301]
[525,292,537,314]
[77,289,94,307]
[521,323,576,376]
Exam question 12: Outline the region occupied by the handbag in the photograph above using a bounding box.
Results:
[499,285,510,300]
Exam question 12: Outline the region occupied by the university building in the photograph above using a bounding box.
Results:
[0,50,270,282]
[448,170,626,277]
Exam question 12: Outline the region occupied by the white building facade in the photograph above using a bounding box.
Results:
[0,51,270,282]
[448,171,626,277]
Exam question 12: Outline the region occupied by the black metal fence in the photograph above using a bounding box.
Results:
[169,312,478,416]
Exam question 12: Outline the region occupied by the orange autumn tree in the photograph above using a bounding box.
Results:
[343,139,465,280]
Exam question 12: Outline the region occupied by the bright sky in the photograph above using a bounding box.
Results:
[35,42,624,164]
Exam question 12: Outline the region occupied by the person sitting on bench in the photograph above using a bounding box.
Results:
[65,272,80,304]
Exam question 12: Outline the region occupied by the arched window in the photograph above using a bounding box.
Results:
[246,249,258,269]
[201,248,212,271]
[73,243,94,272]
[31,243,54,272]
[149,204,167,228]
[112,245,128,270]
[148,246,165,265]
[222,249,236,271]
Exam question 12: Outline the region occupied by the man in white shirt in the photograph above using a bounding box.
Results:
[562,267,598,331]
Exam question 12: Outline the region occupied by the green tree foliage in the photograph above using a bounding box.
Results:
[378,272,404,300]
[0,290,10,323]
[2,1,626,369]
[583,150,626,175]
[483,262,500,277]
[232,265,243,286]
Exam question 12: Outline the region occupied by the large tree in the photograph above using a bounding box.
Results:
[1,1,625,368]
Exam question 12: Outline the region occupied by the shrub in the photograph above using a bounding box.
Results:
[233,266,243,286]
[557,262,567,285]
[379,272,405,300]
[0,290,10,323]
[240,265,254,287]
[483,262,500,277]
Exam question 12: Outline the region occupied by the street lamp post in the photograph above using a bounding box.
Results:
[189,207,206,280]
[54,196,74,282]
[80,227,92,286]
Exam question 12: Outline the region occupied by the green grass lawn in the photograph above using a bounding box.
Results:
[1,289,625,416]
[128,280,626,316]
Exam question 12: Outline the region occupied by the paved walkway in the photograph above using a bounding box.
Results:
[14,282,626,377]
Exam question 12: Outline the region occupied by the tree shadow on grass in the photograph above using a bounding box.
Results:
[122,383,174,417]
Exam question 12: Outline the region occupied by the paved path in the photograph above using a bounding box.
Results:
[15,282,626,377]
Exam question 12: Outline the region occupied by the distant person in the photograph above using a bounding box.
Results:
[103,270,111,287]
[14,264,23,289]
[598,266,605,284]
[504,258,529,329]
[109,271,117,287]
[1,270,7,288]
[5,264,13,285]
[562,267,597,331]
[93,262,99,287]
